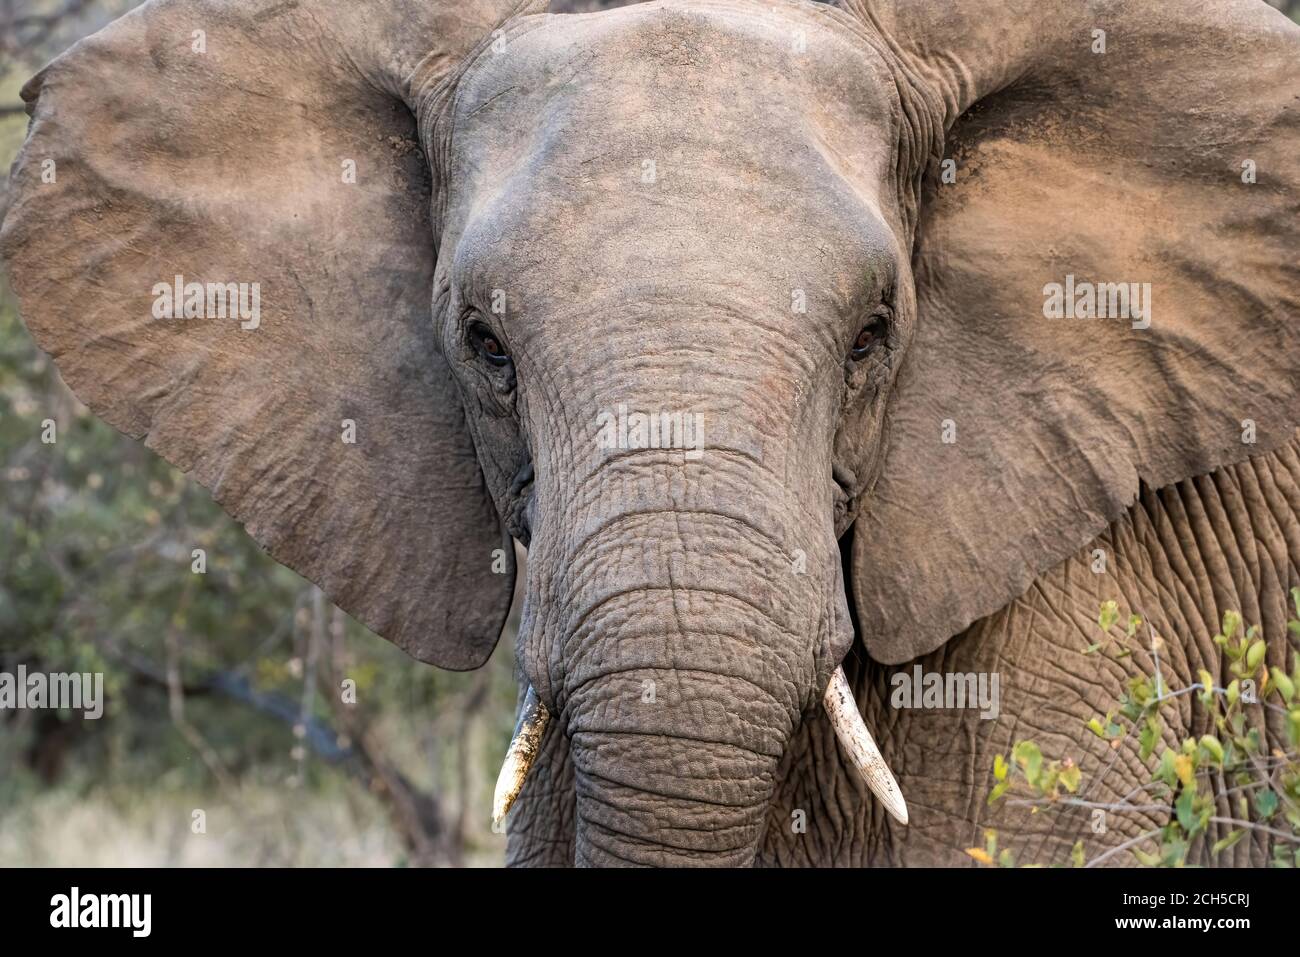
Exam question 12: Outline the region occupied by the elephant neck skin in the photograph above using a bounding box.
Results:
[762,429,1300,868]
[504,431,1300,867]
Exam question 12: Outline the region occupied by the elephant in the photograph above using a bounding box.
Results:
[2,0,1298,867]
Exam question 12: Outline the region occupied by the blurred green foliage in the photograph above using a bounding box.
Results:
[981,601,1300,867]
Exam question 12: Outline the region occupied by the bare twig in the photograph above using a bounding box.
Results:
[1085,828,1164,868]
[164,582,236,792]
[1208,817,1300,844]
[316,606,459,866]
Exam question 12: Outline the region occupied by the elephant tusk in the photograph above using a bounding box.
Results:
[492,685,551,828]
[824,665,909,826]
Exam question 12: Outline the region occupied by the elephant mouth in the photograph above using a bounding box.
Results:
[491,666,909,832]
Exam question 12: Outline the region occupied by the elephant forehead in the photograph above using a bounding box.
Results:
[443,1,900,305]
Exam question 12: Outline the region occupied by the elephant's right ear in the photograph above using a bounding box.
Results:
[0,0,546,669]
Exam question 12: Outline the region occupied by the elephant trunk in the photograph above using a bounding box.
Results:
[494,390,913,860]
[505,321,863,864]
[569,668,784,867]
[548,497,822,867]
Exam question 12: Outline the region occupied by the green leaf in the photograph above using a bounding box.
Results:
[1211,830,1246,856]
[1245,639,1267,673]
[1139,718,1160,761]
[1256,790,1280,820]
[993,753,1008,782]
[1039,765,1060,797]
[1070,840,1086,868]
[1270,667,1295,704]
[1086,717,1107,739]
[1155,749,1179,788]
[1222,610,1242,640]
[987,780,1010,806]
[1175,787,1197,832]
[1099,600,1119,632]
[1243,727,1263,754]
[1132,847,1162,867]
[1060,763,1081,794]
[1161,836,1189,867]
[1013,741,1043,787]
[1198,735,1224,765]
[1291,586,1300,619]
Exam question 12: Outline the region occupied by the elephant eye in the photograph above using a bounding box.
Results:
[851,315,888,360]
[469,322,511,367]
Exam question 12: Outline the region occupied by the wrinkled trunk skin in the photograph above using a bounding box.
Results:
[560,506,808,866]
[529,474,846,866]
[511,310,851,866]
[570,670,785,866]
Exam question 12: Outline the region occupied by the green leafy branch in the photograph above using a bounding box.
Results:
[975,590,1300,868]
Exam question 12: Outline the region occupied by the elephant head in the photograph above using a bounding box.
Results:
[3,0,1297,866]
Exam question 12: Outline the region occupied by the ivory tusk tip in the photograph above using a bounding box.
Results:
[883,792,909,826]
[823,665,910,827]
[490,686,551,830]
[492,753,526,826]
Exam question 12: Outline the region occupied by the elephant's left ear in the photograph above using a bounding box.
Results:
[0,0,547,669]
[840,0,1300,664]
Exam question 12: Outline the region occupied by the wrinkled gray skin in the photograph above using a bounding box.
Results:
[441,7,899,865]
[436,1,1300,867]
[3,0,1298,867]
[510,439,1300,865]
